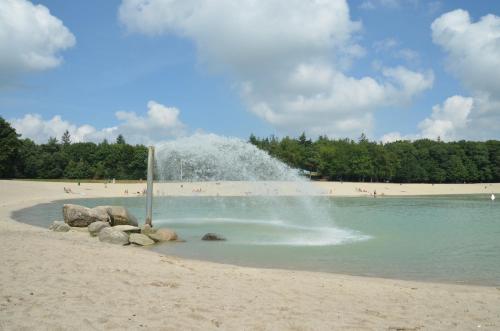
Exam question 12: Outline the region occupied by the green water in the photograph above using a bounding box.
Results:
[13,195,500,286]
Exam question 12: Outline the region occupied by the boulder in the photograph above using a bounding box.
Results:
[129,233,155,246]
[98,227,129,245]
[94,206,138,226]
[70,227,89,233]
[201,233,226,241]
[63,204,110,227]
[148,228,178,242]
[141,224,155,235]
[49,221,71,232]
[112,225,141,233]
[88,221,110,237]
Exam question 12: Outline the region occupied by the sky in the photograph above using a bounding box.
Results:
[0,0,499,144]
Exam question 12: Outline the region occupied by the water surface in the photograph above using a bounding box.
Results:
[13,195,500,286]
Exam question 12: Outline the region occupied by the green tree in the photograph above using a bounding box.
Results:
[62,130,71,145]
[0,117,22,178]
[116,134,126,145]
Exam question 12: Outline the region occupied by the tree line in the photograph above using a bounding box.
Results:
[0,117,147,180]
[249,133,500,183]
[2,116,500,182]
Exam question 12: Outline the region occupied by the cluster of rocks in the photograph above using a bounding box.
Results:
[48,204,179,246]
[62,204,138,227]
[49,203,227,245]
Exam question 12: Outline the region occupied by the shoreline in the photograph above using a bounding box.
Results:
[2,179,498,198]
[11,198,499,288]
[1,180,500,329]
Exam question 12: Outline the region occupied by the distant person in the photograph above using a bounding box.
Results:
[492,194,496,201]
[373,190,377,198]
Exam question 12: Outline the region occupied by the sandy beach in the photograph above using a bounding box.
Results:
[1,180,499,330]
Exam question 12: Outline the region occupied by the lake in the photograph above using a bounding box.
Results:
[13,195,500,286]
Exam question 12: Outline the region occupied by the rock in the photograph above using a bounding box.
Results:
[88,221,110,236]
[141,224,155,235]
[147,228,178,242]
[94,206,138,226]
[201,233,226,241]
[129,233,155,246]
[70,227,89,233]
[112,225,141,233]
[98,227,129,245]
[63,204,110,227]
[49,221,71,232]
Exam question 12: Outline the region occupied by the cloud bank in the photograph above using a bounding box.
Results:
[382,95,473,142]
[11,101,186,144]
[431,9,500,139]
[382,9,500,142]
[0,0,75,85]
[119,0,433,137]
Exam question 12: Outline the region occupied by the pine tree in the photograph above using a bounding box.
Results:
[62,130,71,145]
[116,134,126,144]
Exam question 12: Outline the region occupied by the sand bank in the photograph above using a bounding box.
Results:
[1,180,499,330]
[4,179,498,199]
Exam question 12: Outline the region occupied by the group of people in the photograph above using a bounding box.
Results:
[123,188,146,195]
[355,187,379,197]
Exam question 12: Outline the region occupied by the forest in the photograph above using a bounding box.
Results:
[249,133,500,183]
[0,117,148,180]
[1,116,499,182]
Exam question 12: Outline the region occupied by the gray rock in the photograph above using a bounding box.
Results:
[112,225,141,233]
[70,227,89,232]
[129,233,155,246]
[63,204,110,227]
[94,206,138,226]
[148,228,178,242]
[202,233,226,241]
[141,224,155,235]
[49,221,71,232]
[98,227,129,245]
[88,221,110,236]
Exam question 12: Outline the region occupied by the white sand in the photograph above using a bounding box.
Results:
[1,180,499,330]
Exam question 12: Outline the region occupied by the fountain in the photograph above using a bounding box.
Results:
[151,133,368,246]
[154,133,301,182]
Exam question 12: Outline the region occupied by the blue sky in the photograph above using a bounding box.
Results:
[1,0,499,144]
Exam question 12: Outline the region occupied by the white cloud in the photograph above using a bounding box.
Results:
[381,95,473,142]
[432,10,500,97]
[431,9,500,139]
[0,0,75,85]
[373,38,399,52]
[373,38,420,64]
[395,48,420,63]
[11,101,186,144]
[118,0,433,137]
[418,95,473,140]
[380,131,404,143]
[380,131,419,143]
